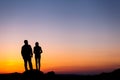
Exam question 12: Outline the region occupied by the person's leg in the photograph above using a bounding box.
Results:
[35,57,38,70]
[38,57,40,70]
[24,59,28,71]
[40,55,41,70]
[37,58,39,70]
[39,55,41,70]
[28,58,33,70]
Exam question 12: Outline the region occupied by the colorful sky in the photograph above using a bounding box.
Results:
[0,0,120,74]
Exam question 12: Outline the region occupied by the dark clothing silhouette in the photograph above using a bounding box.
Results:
[21,40,33,71]
[34,42,43,70]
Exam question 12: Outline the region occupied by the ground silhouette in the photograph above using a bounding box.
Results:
[0,68,120,80]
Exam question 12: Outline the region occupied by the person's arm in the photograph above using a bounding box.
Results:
[29,45,33,57]
[33,47,35,54]
[40,47,43,53]
[21,46,23,57]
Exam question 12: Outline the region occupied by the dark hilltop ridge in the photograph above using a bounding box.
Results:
[0,69,120,80]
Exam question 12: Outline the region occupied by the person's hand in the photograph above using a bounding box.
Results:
[31,53,33,58]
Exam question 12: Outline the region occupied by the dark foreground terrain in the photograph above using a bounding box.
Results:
[0,69,120,80]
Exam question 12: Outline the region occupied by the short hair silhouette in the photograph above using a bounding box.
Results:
[24,40,28,44]
[35,42,39,46]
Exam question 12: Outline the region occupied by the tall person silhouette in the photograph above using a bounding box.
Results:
[34,42,43,70]
[21,40,33,71]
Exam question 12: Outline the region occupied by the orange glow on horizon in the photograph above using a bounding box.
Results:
[0,40,120,74]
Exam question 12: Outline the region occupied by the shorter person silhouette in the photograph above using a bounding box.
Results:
[21,40,33,71]
[34,42,43,70]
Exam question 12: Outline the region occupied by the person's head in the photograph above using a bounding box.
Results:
[35,42,39,46]
[24,40,28,45]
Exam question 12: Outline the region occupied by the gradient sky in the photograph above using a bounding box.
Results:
[0,0,120,74]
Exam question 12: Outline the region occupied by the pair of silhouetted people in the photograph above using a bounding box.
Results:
[21,40,43,71]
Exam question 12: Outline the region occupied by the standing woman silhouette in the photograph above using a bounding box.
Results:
[34,42,43,70]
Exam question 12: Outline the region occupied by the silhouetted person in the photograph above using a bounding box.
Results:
[34,42,43,70]
[21,40,33,71]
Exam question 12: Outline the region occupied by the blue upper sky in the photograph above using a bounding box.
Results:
[0,0,120,44]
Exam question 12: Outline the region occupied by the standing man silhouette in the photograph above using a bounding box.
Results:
[21,40,33,71]
[34,42,43,70]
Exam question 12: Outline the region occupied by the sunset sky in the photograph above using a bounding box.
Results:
[0,0,120,74]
